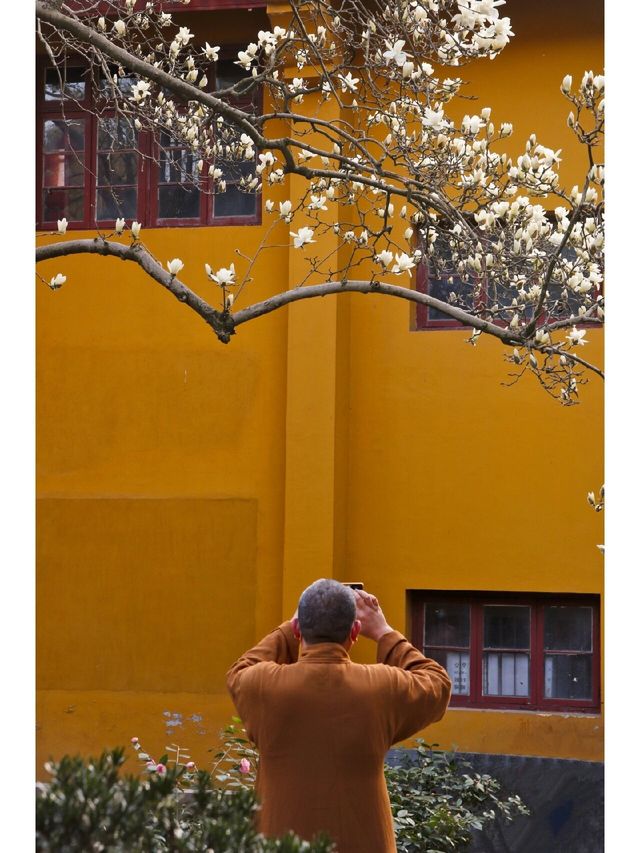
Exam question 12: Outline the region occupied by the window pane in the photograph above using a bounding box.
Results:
[98,70,136,98]
[544,606,592,652]
[44,67,86,101]
[43,188,84,222]
[43,154,85,188]
[98,117,137,150]
[544,654,592,700]
[483,605,530,650]
[424,603,470,648]
[215,60,251,91]
[426,648,470,695]
[96,187,138,220]
[159,148,199,184]
[483,652,529,697]
[158,185,200,219]
[427,270,474,322]
[44,120,85,153]
[213,186,257,218]
[98,152,138,186]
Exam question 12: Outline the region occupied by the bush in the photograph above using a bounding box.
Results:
[385,740,529,852]
[36,748,333,852]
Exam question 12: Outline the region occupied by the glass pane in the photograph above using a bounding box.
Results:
[98,152,138,186]
[544,606,593,652]
[483,652,529,697]
[544,654,592,700]
[159,149,198,184]
[43,120,85,153]
[158,184,200,219]
[43,187,84,222]
[98,117,137,150]
[424,603,470,648]
[483,605,530,650]
[427,271,475,322]
[44,67,86,101]
[98,71,136,97]
[214,186,257,218]
[96,186,138,220]
[215,60,251,91]
[425,648,470,695]
[43,154,85,188]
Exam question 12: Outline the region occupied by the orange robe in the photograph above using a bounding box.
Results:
[227,622,451,852]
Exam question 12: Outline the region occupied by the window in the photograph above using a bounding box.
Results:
[36,59,261,230]
[415,232,588,330]
[410,591,600,712]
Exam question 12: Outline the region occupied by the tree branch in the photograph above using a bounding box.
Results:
[36,238,235,342]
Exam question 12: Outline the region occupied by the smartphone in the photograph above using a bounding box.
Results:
[342,582,364,590]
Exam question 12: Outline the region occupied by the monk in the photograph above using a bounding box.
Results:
[226,579,452,852]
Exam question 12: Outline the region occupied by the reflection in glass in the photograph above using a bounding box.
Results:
[158,185,200,219]
[98,152,138,186]
[544,606,592,651]
[98,117,137,150]
[214,186,257,218]
[97,187,137,220]
[483,652,529,697]
[44,120,85,153]
[44,67,86,101]
[43,188,84,222]
[424,603,470,648]
[484,605,530,650]
[44,154,85,188]
[544,654,592,700]
[159,148,198,185]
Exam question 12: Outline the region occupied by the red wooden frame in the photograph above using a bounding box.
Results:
[410,590,601,713]
[36,59,261,230]
[64,1,266,14]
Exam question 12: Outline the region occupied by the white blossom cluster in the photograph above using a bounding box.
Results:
[37,0,604,402]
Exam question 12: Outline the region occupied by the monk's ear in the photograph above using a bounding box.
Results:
[292,617,302,641]
[350,620,361,643]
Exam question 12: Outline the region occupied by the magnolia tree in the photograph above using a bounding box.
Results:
[35,0,604,403]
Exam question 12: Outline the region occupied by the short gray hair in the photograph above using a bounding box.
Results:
[298,579,356,644]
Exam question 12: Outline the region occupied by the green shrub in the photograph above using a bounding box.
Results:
[385,740,529,852]
[36,748,333,852]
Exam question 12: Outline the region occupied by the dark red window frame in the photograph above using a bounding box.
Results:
[36,58,262,230]
[64,1,266,14]
[410,590,601,713]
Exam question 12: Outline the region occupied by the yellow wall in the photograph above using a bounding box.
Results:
[36,1,604,774]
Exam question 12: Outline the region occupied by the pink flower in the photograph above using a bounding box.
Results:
[239,758,251,774]
[185,761,195,771]
[130,737,139,744]
[155,763,167,775]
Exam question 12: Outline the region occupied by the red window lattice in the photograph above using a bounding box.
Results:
[410,591,601,713]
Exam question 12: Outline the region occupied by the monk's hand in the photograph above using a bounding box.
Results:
[354,589,393,642]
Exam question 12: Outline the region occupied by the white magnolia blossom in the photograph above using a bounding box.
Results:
[115,218,125,235]
[566,326,588,347]
[391,253,416,275]
[167,258,184,276]
[383,40,409,67]
[290,227,316,248]
[205,263,236,286]
[57,218,68,235]
[279,200,293,222]
[49,273,66,290]
[131,221,141,239]
[376,250,394,267]
[203,43,220,61]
